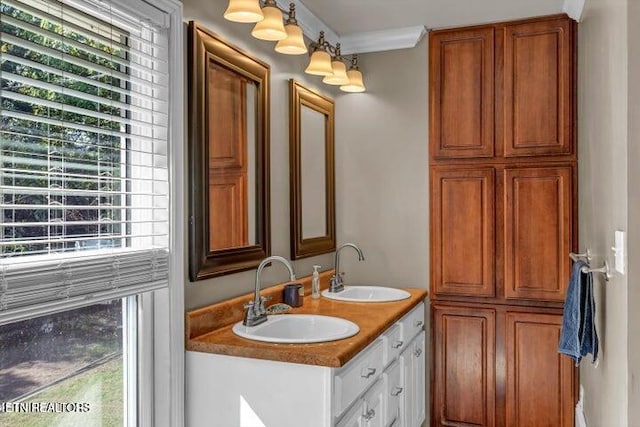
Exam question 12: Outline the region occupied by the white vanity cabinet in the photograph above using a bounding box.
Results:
[186,302,425,427]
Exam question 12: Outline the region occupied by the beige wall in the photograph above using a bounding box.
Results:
[627,1,640,424]
[578,0,630,424]
[183,0,338,309]
[334,40,429,290]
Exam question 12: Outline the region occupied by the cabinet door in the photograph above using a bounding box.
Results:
[400,336,426,427]
[503,166,573,301]
[431,168,495,297]
[503,18,573,157]
[433,305,496,427]
[409,332,426,426]
[430,27,494,159]
[505,312,574,427]
[337,405,364,427]
[384,361,402,427]
[363,380,386,427]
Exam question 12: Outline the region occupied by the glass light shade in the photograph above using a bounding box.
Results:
[251,5,287,41]
[223,0,264,23]
[340,69,366,92]
[323,60,349,85]
[275,24,307,55]
[304,49,333,76]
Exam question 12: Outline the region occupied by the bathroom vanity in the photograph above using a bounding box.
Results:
[185,274,427,427]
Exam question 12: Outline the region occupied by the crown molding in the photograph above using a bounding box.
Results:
[274,0,426,54]
[562,0,585,22]
[339,26,427,55]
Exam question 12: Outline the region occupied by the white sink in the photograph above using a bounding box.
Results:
[232,314,360,344]
[322,285,411,303]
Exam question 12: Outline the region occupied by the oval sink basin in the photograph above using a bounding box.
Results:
[322,286,411,303]
[232,314,359,344]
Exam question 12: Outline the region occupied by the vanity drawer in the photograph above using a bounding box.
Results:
[382,324,403,366]
[334,338,384,417]
[399,302,425,342]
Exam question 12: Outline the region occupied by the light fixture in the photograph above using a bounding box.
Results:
[275,4,307,55]
[304,31,333,76]
[251,0,287,41]
[322,43,349,85]
[223,0,264,23]
[340,55,366,93]
[222,4,366,93]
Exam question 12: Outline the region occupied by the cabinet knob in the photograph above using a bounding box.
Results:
[414,320,424,328]
[391,386,404,396]
[360,367,376,378]
[363,408,376,421]
[414,347,422,358]
[392,340,403,349]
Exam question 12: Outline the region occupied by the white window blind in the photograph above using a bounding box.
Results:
[0,0,170,323]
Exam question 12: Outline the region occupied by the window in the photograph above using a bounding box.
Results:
[0,0,182,425]
[0,299,131,426]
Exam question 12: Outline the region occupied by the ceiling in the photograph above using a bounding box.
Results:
[299,0,566,35]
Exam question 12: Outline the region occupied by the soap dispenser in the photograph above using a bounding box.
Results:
[311,265,321,299]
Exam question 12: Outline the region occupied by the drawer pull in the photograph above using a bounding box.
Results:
[392,340,403,349]
[414,348,422,358]
[414,320,424,328]
[391,386,403,396]
[360,367,377,378]
[363,408,376,421]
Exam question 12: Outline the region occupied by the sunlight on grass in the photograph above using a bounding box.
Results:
[0,357,123,427]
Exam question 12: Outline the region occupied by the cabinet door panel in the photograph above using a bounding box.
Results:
[503,166,573,301]
[430,28,494,159]
[433,305,495,427]
[432,168,495,297]
[503,19,573,157]
[505,312,574,427]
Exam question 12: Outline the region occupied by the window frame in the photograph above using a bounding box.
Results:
[139,1,184,426]
[0,0,184,425]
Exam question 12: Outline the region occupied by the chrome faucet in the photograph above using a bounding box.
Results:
[329,243,365,293]
[243,255,296,327]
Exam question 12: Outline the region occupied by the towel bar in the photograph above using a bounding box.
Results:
[580,260,612,282]
[569,250,611,282]
[569,250,592,263]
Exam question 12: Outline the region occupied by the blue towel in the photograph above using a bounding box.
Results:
[558,260,599,365]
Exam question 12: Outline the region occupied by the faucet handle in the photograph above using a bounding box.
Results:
[243,300,255,310]
[257,295,272,313]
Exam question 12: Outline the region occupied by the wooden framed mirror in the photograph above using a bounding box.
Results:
[289,80,336,259]
[188,22,270,281]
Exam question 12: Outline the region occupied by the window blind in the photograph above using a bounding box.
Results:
[0,0,170,323]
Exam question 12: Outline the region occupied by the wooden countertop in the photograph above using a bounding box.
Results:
[186,271,428,368]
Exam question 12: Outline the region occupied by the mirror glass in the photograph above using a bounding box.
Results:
[188,22,270,281]
[300,105,327,239]
[289,80,335,259]
[207,64,257,250]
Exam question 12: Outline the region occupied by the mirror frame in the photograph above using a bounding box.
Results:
[289,80,336,259]
[188,22,270,281]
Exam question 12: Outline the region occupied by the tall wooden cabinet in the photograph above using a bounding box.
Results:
[429,15,577,427]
